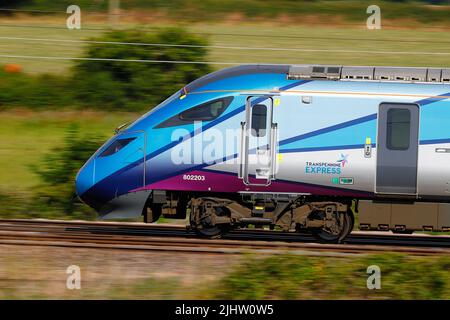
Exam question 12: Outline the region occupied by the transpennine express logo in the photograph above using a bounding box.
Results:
[337,153,349,167]
[305,154,349,175]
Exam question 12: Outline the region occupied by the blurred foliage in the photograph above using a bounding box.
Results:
[71,28,210,111]
[0,71,71,109]
[0,28,210,111]
[0,191,30,218]
[3,252,450,299]
[213,253,450,299]
[6,1,450,25]
[30,124,104,218]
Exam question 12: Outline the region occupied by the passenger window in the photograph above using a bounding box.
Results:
[154,97,233,128]
[99,137,135,157]
[251,104,267,137]
[386,108,410,150]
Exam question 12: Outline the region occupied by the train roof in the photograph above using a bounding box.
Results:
[184,64,450,93]
[185,64,290,92]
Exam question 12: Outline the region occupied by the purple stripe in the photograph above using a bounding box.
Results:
[133,168,372,197]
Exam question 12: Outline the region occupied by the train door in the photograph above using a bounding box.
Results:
[239,95,277,186]
[376,103,419,195]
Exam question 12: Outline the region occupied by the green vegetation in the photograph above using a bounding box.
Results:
[71,28,210,110]
[30,125,104,218]
[190,23,450,68]
[0,28,210,111]
[0,110,136,189]
[0,110,137,219]
[8,1,450,26]
[213,253,450,299]
[2,252,450,299]
[0,122,107,219]
[0,71,70,108]
[0,21,103,74]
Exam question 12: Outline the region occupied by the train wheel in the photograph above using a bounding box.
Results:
[194,225,225,238]
[190,201,229,239]
[312,210,353,244]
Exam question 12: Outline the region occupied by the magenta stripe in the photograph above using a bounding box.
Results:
[132,169,371,197]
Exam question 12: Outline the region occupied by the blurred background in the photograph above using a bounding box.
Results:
[0,1,450,300]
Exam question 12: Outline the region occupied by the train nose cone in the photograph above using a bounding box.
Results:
[75,161,95,201]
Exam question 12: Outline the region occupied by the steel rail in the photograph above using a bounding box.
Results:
[0,219,449,256]
[1,219,450,247]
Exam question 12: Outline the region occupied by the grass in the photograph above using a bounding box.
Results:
[1,15,450,74]
[187,23,450,68]
[0,16,104,74]
[0,109,138,190]
[2,252,450,299]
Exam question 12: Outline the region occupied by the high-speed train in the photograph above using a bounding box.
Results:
[76,64,450,242]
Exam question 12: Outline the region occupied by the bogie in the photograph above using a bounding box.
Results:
[162,194,355,242]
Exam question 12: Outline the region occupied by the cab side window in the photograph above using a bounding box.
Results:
[154,97,233,128]
[99,137,136,157]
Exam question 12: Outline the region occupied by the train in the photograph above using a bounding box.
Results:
[75,64,450,243]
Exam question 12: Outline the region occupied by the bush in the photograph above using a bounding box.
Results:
[0,28,211,111]
[31,125,104,218]
[0,70,71,109]
[213,253,450,299]
[71,28,211,111]
[0,191,31,218]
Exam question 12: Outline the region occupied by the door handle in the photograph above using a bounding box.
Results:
[238,121,246,179]
[270,123,278,179]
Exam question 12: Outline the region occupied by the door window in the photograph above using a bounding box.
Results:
[251,104,267,137]
[386,108,411,150]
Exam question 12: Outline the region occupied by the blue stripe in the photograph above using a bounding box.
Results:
[281,143,373,153]
[280,79,311,90]
[420,138,450,145]
[416,92,450,106]
[279,113,377,147]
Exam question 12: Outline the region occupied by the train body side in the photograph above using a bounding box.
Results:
[76,70,450,219]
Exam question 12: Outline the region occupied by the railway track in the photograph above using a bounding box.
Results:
[0,219,449,256]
